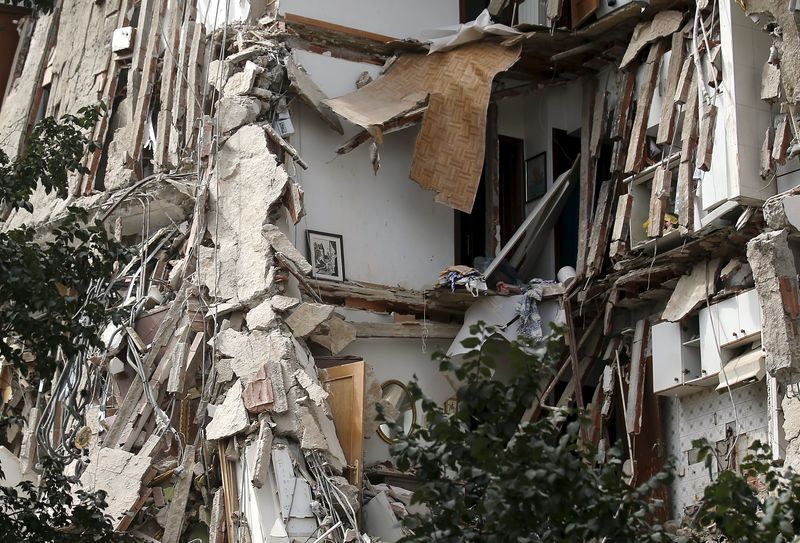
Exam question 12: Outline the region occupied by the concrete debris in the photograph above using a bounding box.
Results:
[246,298,278,330]
[206,379,249,440]
[79,447,153,528]
[215,328,294,380]
[271,295,301,312]
[747,230,800,381]
[217,95,262,134]
[285,302,336,337]
[294,369,330,406]
[203,124,287,304]
[251,416,274,488]
[661,259,722,322]
[311,315,358,354]
[262,224,313,275]
[243,364,275,413]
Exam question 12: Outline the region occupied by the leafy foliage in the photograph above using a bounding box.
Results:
[385,324,800,543]
[0,105,104,211]
[690,440,800,542]
[0,106,131,541]
[0,457,137,542]
[0,104,123,381]
[384,324,673,543]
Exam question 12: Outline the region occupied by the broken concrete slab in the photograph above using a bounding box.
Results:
[247,298,278,330]
[661,258,722,322]
[270,295,300,312]
[215,328,295,380]
[79,447,153,528]
[217,96,262,134]
[285,303,335,338]
[294,369,329,407]
[747,229,800,381]
[205,379,249,441]
[224,61,261,96]
[764,192,800,232]
[311,315,357,354]
[251,416,274,488]
[203,124,288,305]
[620,11,684,69]
[262,224,313,275]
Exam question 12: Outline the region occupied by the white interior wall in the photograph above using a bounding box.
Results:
[279,0,460,39]
[662,381,769,517]
[498,79,583,280]
[288,52,454,290]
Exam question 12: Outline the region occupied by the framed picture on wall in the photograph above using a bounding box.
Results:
[526,152,547,202]
[306,230,345,282]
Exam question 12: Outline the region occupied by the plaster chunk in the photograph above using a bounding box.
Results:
[247,298,278,330]
[203,125,288,305]
[271,295,300,312]
[262,224,313,275]
[217,96,261,134]
[764,193,800,232]
[294,369,329,407]
[205,379,249,441]
[746,230,800,380]
[215,328,294,380]
[224,61,261,96]
[79,447,152,526]
[285,303,335,338]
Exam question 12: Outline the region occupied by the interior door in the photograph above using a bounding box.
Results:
[319,360,365,487]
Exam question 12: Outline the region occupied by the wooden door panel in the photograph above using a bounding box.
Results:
[320,360,365,486]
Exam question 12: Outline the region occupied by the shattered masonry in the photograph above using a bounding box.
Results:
[2,0,800,538]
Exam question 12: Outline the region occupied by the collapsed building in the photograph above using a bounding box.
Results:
[1,0,799,539]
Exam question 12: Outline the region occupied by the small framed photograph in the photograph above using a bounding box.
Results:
[306,230,345,282]
[526,152,547,202]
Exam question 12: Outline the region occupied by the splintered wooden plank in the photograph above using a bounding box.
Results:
[586,178,615,277]
[173,5,196,151]
[610,69,636,140]
[646,166,673,237]
[673,56,694,105]
[625,41,666,174]
[676,161,695,231]
[185,22,206,148]
[589,87,608,158]
[696,103,718,171]
[155,0,184,170]
[160,446,196,543]
[761,126,775,178]
[129,0,157,108]
[625,319,650,435]
[656,32,686,145]
[773,113,791,165]
[610,139,626,174]
[576,77,597,280]
[609,193,633,260]
[130,0,166,162]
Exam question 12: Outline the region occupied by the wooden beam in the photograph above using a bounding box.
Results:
[625,40,665,174]
[336,108,426,155]
[646,165,673,238]
[589,86,608,158]
[696,103,718,171]
[610,69,635,141]
[154,0,183,170]
[656,32,686,146]
[576,77,596,279]
[353,321,461,339]
[283,13,397,43]
[130,0,165,163]
[609,193,633,260]
[586,178,615,277]
[677,73,699,231]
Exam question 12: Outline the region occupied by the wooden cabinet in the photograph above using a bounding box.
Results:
[652,320,703,395]
[654,289,762,396]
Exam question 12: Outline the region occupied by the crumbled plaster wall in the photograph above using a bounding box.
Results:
[661,382,769,518]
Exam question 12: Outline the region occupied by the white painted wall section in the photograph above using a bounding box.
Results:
[288,52,454,289]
